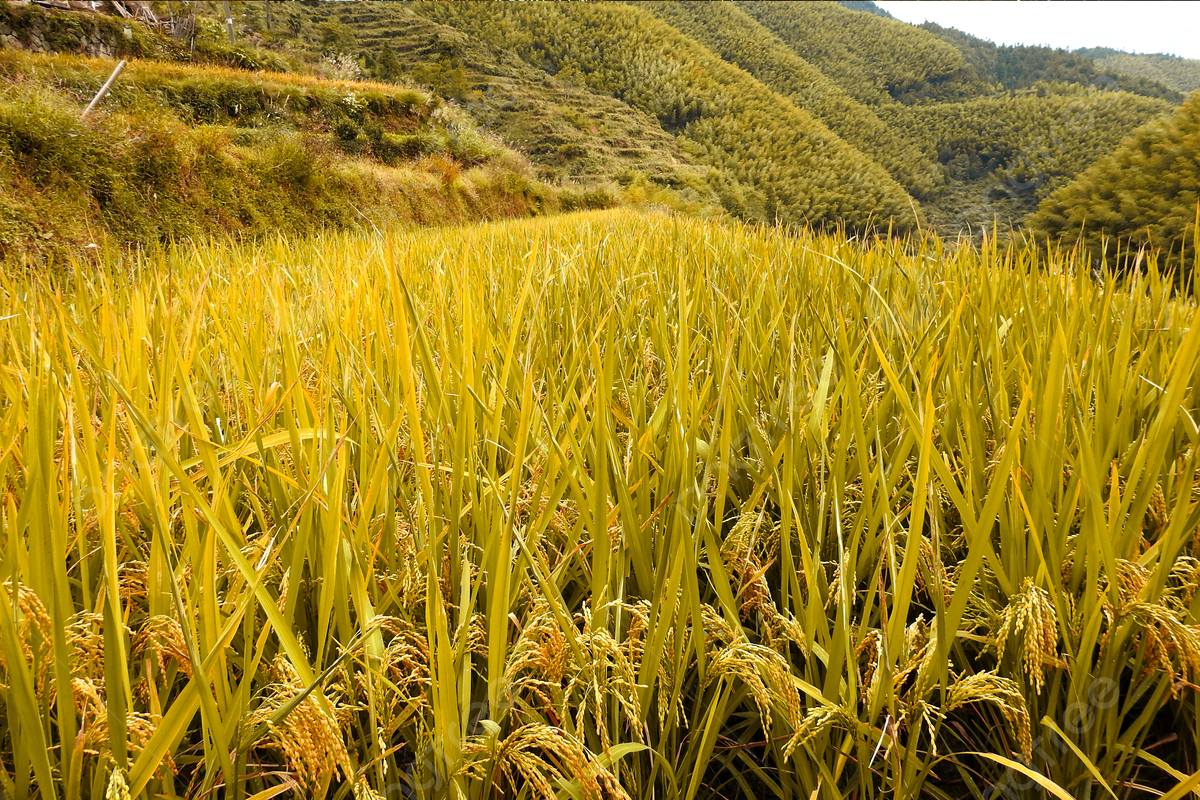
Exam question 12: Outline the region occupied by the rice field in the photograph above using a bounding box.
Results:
[2,209,1200,799]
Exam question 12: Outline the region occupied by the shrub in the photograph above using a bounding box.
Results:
[558,184,615,211]
[334,117,360,143]
[446,124,498,165]
[258,134,319,190]
[427,152,461,185]
[318,53,362,82]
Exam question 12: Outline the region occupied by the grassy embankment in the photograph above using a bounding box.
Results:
[0,49,608,265]
[2,210,1200,798]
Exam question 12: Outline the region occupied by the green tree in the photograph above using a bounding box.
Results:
[318,20,355,55]
[375,41,401,82]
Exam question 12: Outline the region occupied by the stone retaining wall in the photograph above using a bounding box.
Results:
[0,4,145,59]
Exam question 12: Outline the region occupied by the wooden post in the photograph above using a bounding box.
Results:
[81,60,127,119]
[223,0,234,44]
[265,0,271,31]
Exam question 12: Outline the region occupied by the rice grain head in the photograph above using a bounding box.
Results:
[105,767,131,800]
[996,578,1058,694]
[945,670,1033,761]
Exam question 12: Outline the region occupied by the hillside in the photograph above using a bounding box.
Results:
[633,0,943,198]
[1077,47,1200,95]
[242,0,715,201]
[920,23,1183,103]
[878,86,1174,231]
[0,3,637,263]
[1027,90,1200,272]
[390,1,926,232]
[735,1,967,106]
[624,1,1174,234]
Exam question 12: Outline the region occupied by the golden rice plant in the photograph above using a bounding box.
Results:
[1,210,1200,799]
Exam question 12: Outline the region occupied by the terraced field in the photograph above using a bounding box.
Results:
[2,210,1199,799]
[271,2,711,193]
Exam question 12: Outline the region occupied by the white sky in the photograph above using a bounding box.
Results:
[876,2,1200,60]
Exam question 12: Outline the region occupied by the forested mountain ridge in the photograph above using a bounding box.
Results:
[633,0,943,198]
[1076,47,1200,96]
[920,23,1183,103]
[877,86,1174,232]
[836,1,894,19]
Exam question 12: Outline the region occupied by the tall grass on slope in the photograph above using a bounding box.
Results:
[1,210,1200,799]
[0,51,574,264]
